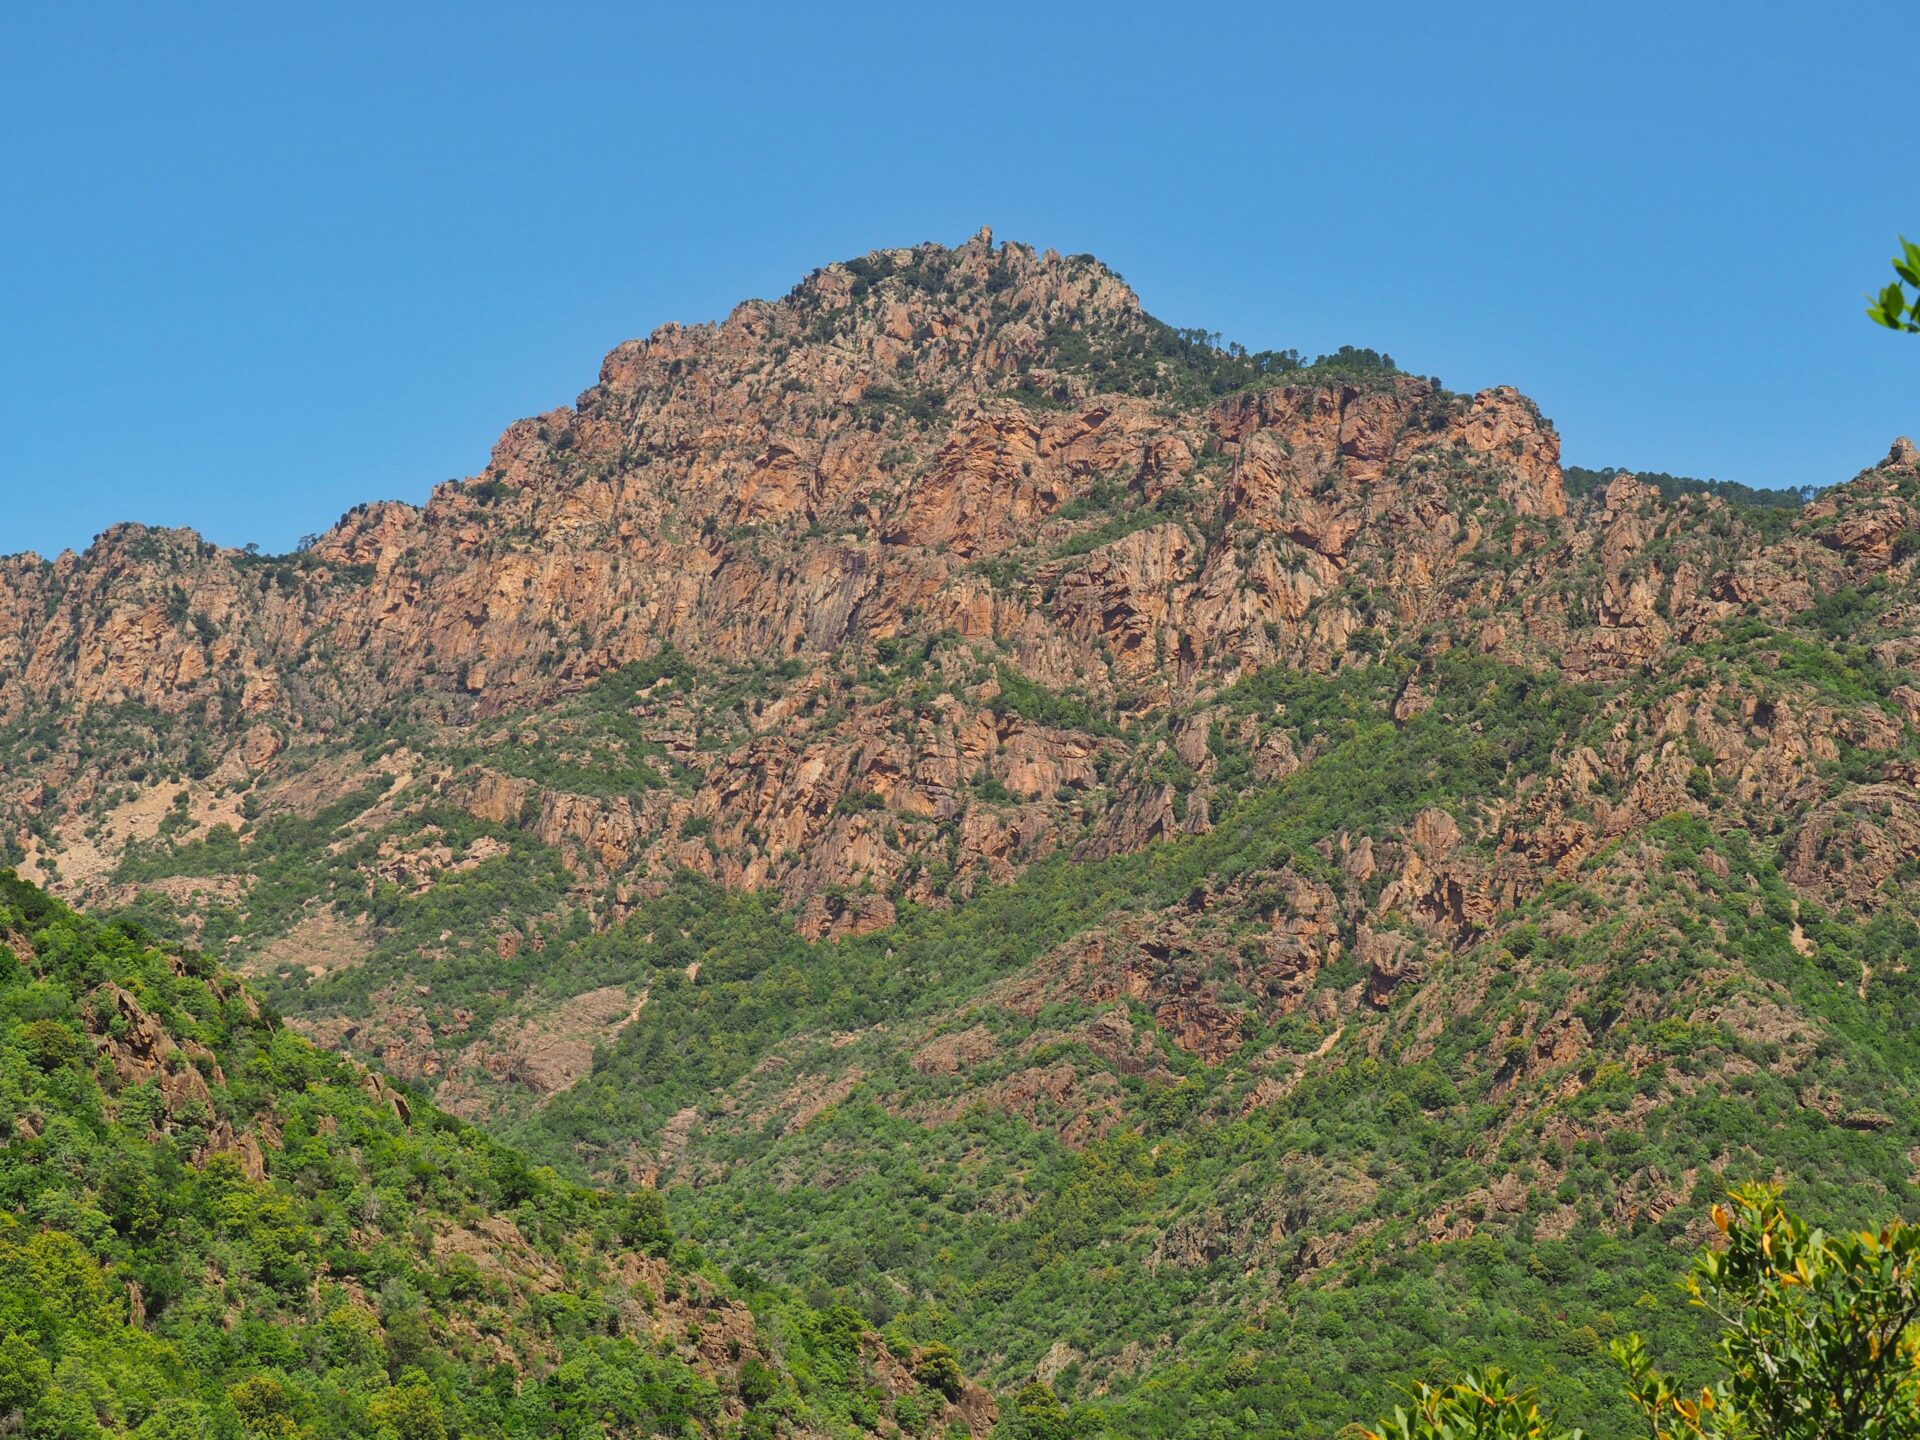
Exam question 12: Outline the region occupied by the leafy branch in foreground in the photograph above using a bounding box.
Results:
[1615,1183,1920,1440]
[1867,237,1920,332]
[1362,1186,1920,1440]
[1355,1369,1584,1440]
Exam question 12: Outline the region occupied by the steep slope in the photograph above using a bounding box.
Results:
[496,632,1920,1434]
[0,229,1558,941]
[4,232,1920,1434]
[0,873,994,1438]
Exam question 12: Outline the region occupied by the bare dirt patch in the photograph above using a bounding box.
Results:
[242,906,374,980]
[462,985,650,1100]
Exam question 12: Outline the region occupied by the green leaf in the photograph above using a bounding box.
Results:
[1869,283,1908,329]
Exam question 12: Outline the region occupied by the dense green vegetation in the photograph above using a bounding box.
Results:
[0,875,953,1438]
[989,666,1115,737]
[515,808,1920,1436]
[1362,1187,1920,1439]
[484,664,1613,1428]
[1040,313,1404,407]
[1561,465,1819,510]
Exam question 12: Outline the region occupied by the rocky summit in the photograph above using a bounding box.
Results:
[6,231,1920,1435]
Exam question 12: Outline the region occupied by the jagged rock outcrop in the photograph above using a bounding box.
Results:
[6,231,1920,1159]
[0,234,1613,929]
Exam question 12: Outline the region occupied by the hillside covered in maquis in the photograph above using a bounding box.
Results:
[0,872,996,1439]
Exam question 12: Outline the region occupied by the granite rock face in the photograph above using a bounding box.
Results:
[5,233,1919,1132]
[0,236,1572,904]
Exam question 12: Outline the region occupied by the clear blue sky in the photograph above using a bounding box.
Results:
[4,2,1916,557]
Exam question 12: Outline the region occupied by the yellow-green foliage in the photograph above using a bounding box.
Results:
[0,873,925,1437]
[1361,1188,1920,1439]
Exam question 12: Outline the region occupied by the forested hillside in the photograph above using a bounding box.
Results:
[0,873,993,1438]
[4,232,1920,1435]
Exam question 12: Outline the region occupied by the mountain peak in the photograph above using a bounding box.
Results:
[6,233,1920,1438]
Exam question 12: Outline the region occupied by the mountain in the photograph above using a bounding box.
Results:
[0,871,994,1437]
[0,227,1558,941]
[4,229,1920,1434]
